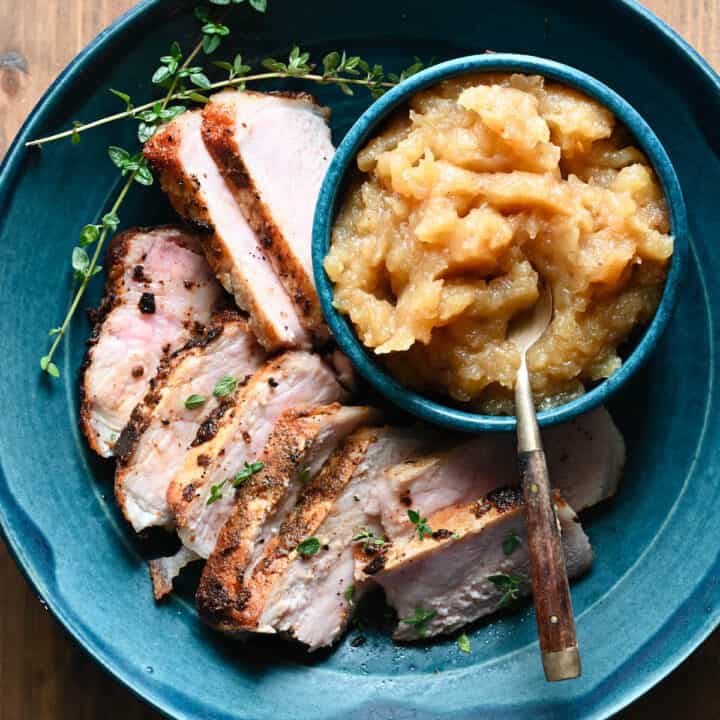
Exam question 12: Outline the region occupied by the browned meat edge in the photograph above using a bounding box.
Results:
[201,99,328,343]
[113,309,241,465]
[148,560,174,601]
[143,122,289,351]
[163,353,295,523]
[77,225,199,456]
[197,428,377,634]
[353,487,527,581]
[197,404,342,627]
[112,310,246,525]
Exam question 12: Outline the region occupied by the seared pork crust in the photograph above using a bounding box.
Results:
[167,350,348,559]
[113,309,239,465]
[79,228,141,455]
[201,96,327,341]
[197,415,376,631]
[144,115,306,351]
[373,490,592,641]
[79,225,217,456]
[148,546,199,601]
[113,310,263,532]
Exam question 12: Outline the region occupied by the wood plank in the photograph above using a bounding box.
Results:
[0,1,718,719]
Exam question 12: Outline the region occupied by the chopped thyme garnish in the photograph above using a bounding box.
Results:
[296,537,321,557]
[344,583,355,605]
[205,461,263,505]
[457,633,471,653]
[488,573,523,608]
[352,528,387,553]
[298,465,311,483]
[407,509,432,540]
[213,375,237,397]
[400,607,436,637]
[231,461,264,487]
[502,531,521,556]
[206,479,226,505]
[184,393,206,410]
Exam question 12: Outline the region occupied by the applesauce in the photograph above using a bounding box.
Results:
[324,74,673,412]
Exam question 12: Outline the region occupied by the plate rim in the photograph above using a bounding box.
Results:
[1,1,719,719]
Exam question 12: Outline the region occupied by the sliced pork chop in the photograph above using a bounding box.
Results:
[369,488,593,640]
[144,110,309,351]
[377,407,624,539]
[148,546,199,600]
[197,404,379,628]
[168,351,347,558]
[234,427,424,650]
[114,312,265,532]
[202,90,334,340]
[79,226,222,457]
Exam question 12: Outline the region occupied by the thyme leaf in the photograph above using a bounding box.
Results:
[502,531,521,556]
[352,527,387,553]
[231,461,264,487]
[213,375,237,397]
[407,509,432,540]
[297,537,321,557]
[488,573,523,609]
[400,607,436,637]
[207,480,227,505]
[184,394,206,410]
[457,633,471,653]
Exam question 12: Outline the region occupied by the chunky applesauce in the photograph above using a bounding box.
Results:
[324,74,673,412]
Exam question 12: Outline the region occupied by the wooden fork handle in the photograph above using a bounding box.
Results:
[519,449,581,681]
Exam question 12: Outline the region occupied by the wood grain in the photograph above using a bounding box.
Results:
[0,1,718,718]
[519,451,579,678]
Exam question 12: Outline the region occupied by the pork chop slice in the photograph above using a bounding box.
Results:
[237,427,425,650]
[202,90,333,340]
[114,311,265,532]
[148,546,199,600]
[79,226,222,457]
[376,407,624,539]
[168,351,348,558]
[196,404,379,628]
[144,110,309,351]
[369,489,593,640]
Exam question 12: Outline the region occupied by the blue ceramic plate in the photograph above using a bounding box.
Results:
[0,1,718,718]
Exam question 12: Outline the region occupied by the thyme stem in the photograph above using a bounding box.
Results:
[43,171,136,367]
[25,72,395,148]
[41,40,205,372]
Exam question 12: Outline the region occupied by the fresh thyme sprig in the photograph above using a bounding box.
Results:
[407,509,433,540]
[25,47,424,149]
[40,171,137,378]
[39,29,211,376]
[488,573,523,609]
[206,460,264,505]
[352,527,387,553]
[36,0,427,377]
[38,2,247,377]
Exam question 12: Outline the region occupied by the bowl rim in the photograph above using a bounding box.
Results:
[312,52,689,432]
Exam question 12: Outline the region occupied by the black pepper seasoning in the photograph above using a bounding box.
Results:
[139,292,156,314]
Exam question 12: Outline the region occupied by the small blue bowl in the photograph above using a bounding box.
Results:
[313,53,688,433]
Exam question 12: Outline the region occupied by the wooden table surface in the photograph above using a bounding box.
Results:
[1,1,718,718]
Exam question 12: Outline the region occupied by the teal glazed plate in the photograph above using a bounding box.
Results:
[0,1,719,719]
